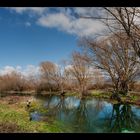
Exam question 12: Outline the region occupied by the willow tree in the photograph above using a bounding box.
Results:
[81,33,139,100]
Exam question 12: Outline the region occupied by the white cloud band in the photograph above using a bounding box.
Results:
[8,7,106,37]
[0,65,41,77]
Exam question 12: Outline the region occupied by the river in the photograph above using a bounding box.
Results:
[30,95,140,133]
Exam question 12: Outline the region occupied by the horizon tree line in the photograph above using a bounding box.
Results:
[0,7,140,101]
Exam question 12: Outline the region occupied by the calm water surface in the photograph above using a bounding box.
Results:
[31,95,140,133]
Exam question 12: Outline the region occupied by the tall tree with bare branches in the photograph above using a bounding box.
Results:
[73,7,140,58]
[80,33,140,101]
[103,7,140,57]
[40,61,61,92]
[40,61,68,94]
[65,52,92,97]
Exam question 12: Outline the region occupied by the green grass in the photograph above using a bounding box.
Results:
[65,91,78,96]
[88,90,140,105]
[90,90,111,98]
[0,101,66,133]
[26,100,48,114]
[0,90,140,133]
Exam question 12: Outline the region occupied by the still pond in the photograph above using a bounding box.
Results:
[30,95,140,133]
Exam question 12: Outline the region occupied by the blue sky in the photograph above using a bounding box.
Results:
[0,7,104,75]
[0,8,78,68]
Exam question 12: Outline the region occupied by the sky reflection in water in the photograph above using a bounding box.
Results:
[32,95,140,133]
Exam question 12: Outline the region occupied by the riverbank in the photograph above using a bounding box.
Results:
[89,90,140,106]
[1,89,140,105]
[0,90,140,133]
[1,93,140,133]
[0,95,70,133]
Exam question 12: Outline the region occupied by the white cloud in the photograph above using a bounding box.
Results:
[65,64,73,70]
[7,7,106,37]
[38,13,71,30]
[22,65,41,77]
[0,65,41,78]
[0,66,16,75]
[74,7,103,17]
[37,12,105,37]
[8,7,47,15]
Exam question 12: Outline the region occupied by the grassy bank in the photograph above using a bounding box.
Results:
[36,89,140,106]
[1,89,140,105]
[0,90,140,133]
[89,90,140,105]
[0,96,69,133]
[39,90,140,105]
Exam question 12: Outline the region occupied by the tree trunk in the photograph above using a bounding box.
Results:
[119,81,128,95]
[111,80,128,102]
[110,91,122,102]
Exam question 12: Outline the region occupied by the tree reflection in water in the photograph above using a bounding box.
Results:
[45,95,66,117]
[109,103,137,132]
[44,95,79,120]
[66,98,105,132]
[44,96,107,132]
[72,98,89,132]
[36,95,140,132]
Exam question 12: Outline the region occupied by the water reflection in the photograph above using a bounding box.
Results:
[34,95,140,133]
[109,103,137,132]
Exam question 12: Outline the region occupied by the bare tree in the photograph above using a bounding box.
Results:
[58,60,71,94]
[0,71,27,92]
[103,7,140,58]
[40,61,68,94]
[93,69,105,89]
[40,61,60,92]
[80,33,140,101]
[65,52,92,97]
[73,7,140,58]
